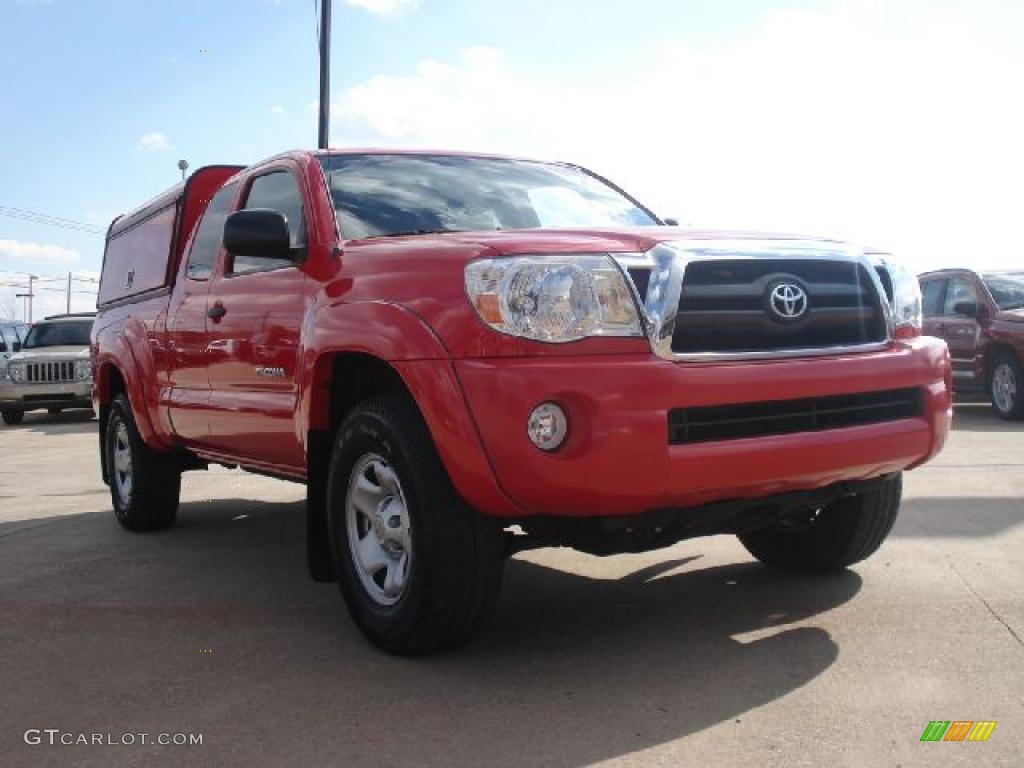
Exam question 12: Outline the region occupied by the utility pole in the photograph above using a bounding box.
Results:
[318,0,332,150]
[16,275,35,322]
[66,272,72,314]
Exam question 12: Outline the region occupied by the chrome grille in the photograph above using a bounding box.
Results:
[671,259,887,355]
[26,360,76,383]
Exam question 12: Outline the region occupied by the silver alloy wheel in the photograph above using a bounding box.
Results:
[345,453,412,607]
[112,419,133,505]
[992,362,1017,413]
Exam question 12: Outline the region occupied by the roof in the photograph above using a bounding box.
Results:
[107,164,245,239]
[919,267,980,277]
[920,267,1024,278]
[40,313,97,322]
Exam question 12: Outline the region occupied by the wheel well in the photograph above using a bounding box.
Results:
[97,364,127,485]
[984,343,1018,385]
[313,352,413,434]
[305,352,414,583]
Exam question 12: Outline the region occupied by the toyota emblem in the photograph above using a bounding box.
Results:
[768,282,808,321]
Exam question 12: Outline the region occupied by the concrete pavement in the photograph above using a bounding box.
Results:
[0,403,1021,767]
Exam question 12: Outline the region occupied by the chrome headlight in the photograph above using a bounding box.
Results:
[465,254,643,343]
[877,256,922,333]
[75,359,92,381]
[7,363,25,383]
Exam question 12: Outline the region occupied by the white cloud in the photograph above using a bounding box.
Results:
[331,1,1024,271]
[333,47,513,145]
[136,132,171,152]
[343,0,419,16]
[0,240,80,266]
[270,105,286,115]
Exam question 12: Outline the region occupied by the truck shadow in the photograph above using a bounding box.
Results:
[0,499,858,767]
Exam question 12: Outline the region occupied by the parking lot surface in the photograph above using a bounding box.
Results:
[0,403,1021,767]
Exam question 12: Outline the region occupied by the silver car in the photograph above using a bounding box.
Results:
[1,314,94,426]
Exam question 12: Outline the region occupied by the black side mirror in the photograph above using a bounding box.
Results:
[952,300,978,318]
[223,209,294,261]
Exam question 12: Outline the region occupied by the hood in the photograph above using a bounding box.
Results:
[422,226,845,257]
[995,308,1024,324]
[8,346,90,364]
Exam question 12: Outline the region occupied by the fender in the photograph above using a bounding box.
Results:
[94,316,174,451]
[299,300,522,517]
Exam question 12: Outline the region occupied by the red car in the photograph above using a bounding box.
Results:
[919,268,1024,419]
[93,150,951,653]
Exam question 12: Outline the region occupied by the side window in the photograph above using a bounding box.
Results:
[920,279,946,318]
[231,171,306,275]
[185,183,237,280]
[943,277,978,316]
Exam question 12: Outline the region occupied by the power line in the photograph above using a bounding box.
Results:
[0,205,105,231]
[0,206,105,235]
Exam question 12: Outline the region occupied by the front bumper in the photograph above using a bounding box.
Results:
[0,378,92,411]
[454,336,951,517]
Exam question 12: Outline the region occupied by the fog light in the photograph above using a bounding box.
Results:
[527,402,568,451]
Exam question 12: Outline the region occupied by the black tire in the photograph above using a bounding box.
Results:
[47,407,62,415]
[989,352,1024,420]
[1,409,23,426]
[105,394,181,531]
[327,394,505,655]
[739,475,902,573]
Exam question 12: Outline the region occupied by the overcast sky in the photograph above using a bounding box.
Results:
[1,0,1022,320]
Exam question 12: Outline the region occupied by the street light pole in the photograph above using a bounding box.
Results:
[318,0,332,150]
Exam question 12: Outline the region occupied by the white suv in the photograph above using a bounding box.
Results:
[1,314,94,426]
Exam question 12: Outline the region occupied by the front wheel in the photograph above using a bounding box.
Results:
[327,395,505,655]
[739,475,902,573]
[105,395,181,531]
[990,353,1024,420]
[1,409,23,426]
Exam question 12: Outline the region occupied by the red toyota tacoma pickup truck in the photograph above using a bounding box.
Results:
[93,150,951,653]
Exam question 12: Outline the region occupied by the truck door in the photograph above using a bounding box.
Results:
[166,181,237,442]
[203,166,308,470]
[938,275,982,385]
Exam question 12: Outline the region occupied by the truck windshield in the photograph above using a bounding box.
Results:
[23,320,93,349]
[319,153,659,240]
[983,273,1024,311]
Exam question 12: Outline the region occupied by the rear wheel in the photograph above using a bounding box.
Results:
[327,395,505,655]
[1,409,23,426]
[105,394,181,531]
[990,352,1023,420]
[739,475,902,573]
